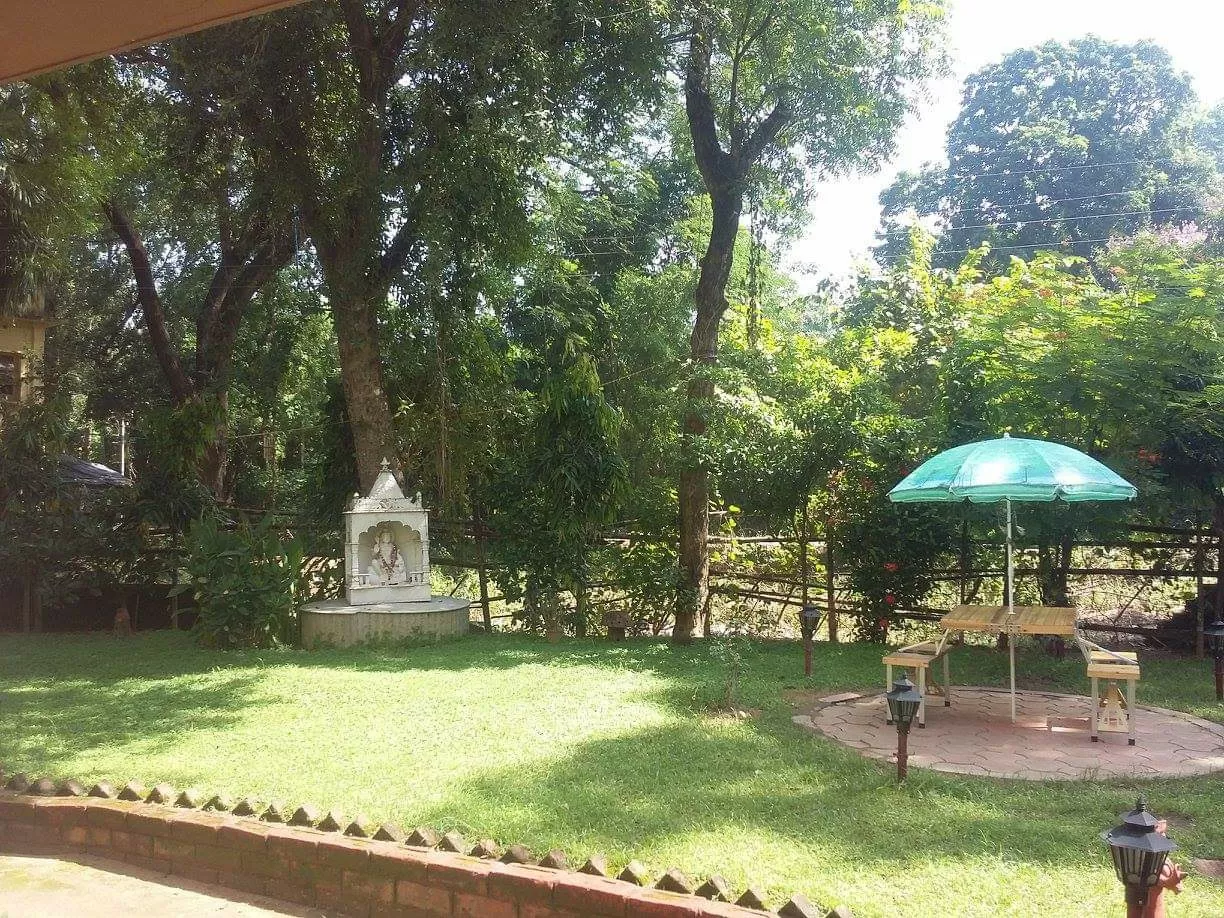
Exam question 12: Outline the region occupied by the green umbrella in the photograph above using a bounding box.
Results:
[888,433,1137,721]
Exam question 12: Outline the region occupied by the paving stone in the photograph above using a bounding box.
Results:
[203,794,233,812]
[735,888,768,909]
[818,692,863,704]
[370,822,402,842]
[316,810,345,832]
[231,798,260,817]
[695,875,732,901]
[499,843,534,865]
[145,784,176,805]
[777,893,822,917]
[469,839,500,859]
[405,826,439,847]
[1193,857,1224,881]
[654,868,693,894]
[618,860,649,885]
[579,854,610,877]
[287,804,321,827]
[174,789,205,808]
[438,830,466,853]
[538,849,567,869]
[117,782,146,802]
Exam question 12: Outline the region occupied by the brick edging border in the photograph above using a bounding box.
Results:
[0,778,849,918]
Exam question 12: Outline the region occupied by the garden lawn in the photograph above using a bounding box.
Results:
[2,632,1223,917]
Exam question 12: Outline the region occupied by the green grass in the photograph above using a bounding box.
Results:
[1,631,1222,917]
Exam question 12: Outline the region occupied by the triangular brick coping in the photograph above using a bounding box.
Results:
[0,780,849,917]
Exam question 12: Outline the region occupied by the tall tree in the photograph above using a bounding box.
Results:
[876,38,1217,269]
[209,0,661,492]
[672,0,944,641]
[102,43,297,497]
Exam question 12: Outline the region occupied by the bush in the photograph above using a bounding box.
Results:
[177,515,301,649]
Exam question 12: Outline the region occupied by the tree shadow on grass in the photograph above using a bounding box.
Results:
[0,636,268,777]
[403,708,1224,916]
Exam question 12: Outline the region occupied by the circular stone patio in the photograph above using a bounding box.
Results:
[797,687,1224,780]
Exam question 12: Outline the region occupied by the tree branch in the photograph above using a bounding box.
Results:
[338,0,382,105]
[378,212,418,290]
[739,100,792,171]
[204,227,298,389]
[685,28,734,192]
[103,201,194,404]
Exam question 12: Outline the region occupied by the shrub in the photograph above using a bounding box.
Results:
[177,515,301,649]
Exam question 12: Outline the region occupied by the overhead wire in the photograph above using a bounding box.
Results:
[881,204,1205,236]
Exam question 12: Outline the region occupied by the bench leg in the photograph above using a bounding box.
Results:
[1126,679,1136,746]
[917,666,926,728]
[1090,676,1099,742]
[885,663,893,725]
[942,653,951,707]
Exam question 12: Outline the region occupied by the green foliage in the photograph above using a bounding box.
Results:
[0,391,141,613]
[131,398,223,531]
[178,515,301,649]
[877,37,1218,269]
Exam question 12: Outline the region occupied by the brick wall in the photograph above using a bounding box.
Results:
[0,788,840,918]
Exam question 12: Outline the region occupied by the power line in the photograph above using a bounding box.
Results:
[948,155,1181,180]
[938,235,1123,256]
[883,205,1204,236]
[898,181,1212,222]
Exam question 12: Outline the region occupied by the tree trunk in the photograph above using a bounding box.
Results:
[574,580,589,638]
[675,190,743,644]
[331,288,401,494]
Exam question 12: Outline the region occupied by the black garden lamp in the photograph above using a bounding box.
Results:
[1101,796,1176,917]
[800,606,822,676]
[884,674,922,780]
[1205,617,1224,702]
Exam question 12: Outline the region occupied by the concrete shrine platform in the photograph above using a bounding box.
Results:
[794,687,1224,781]
[301,596,470,647]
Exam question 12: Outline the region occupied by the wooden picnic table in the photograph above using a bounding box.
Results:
[938,604,1077,638]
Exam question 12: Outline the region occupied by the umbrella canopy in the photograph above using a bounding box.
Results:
[888,436,1137,505]
[887,434,1136,723]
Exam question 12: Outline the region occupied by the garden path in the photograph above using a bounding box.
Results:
[797,687,1224,780]
[0,853,328,917]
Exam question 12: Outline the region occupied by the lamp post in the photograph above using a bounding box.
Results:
[884,674,922,780]
[1102,796,1177,918]
[1205,617,1224,702]
[800,606,822,676]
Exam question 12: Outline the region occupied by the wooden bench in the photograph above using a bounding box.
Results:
[1087,650,1140,745]
[883,641,951,728]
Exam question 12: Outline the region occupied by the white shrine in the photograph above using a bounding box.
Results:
[300,459,470,647]
[345,459,431,604]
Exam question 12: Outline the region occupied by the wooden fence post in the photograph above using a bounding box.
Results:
[825,530,838,644]
[1195,523,1205,659]
[959,518,970,605]
[575,583,588,638]
[21,566,31,634]
[475,515,492,633]
[798,504,810,609]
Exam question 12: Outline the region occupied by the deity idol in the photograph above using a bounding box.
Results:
[367,527,408,584]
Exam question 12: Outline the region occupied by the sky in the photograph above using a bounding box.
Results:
[786,0,1224,292]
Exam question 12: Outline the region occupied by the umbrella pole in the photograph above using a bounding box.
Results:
[1007,498,1016,722]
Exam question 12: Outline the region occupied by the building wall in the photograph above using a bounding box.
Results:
[0,317,49,402]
